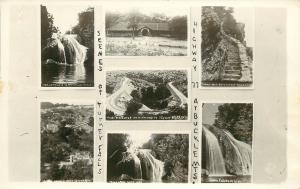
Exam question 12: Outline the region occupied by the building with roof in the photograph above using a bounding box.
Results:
[107,22,170,37]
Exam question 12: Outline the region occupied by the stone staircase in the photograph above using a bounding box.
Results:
[219,22,252,83]
[222,40,242,81]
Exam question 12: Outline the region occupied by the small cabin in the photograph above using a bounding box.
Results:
[106,22,170,37]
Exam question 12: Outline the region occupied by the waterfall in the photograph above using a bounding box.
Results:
[61,35,87,65]
[138,149,164,182]
[131,152,143,179]
[223,130,252,175]
[202,126,227,175]
[56,38,67,64]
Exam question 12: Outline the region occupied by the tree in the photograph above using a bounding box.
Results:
[130,90,141,102]
[71,7,94,68]
[49,162,64,180]
[201,6,222,58]
[214,103,253,144]
[41,5,59,49]
[146,134,189,182]
[41,102,55,109]
[127,10,143,39]
[105,12,121,35]
[169,16,187,40]
[107,134,131,179]
[124,99,142,116]
[155,84,171,100]
[151,13,169,23]
[87,116,94,127]
[106,109,115,117]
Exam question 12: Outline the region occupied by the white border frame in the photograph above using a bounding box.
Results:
[103,67,192,122]
[38,3,96,90]
[38,99,96,182]
[104,130,191,183]
[199,6,255,90]
[200,101,254,183]
[102,3,191,58]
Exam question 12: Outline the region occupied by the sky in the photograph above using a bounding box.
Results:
[50,101,94,106]
[202,103,220,125]
[232,7,254,47]
[127,131,152,148]
[46,5,90,34]
[107,6,188,17]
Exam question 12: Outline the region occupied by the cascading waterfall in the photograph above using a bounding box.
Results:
[56,38,67,64]
[138,149,164,182]
[131,152,143,179]
[223,130,252,175]
[61,35,87,65]
[202,126,227,175]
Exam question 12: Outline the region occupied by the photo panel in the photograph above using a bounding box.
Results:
[106,131,190,183]
[105,69,189,121]
[40,5,94,87]
[201,102,253,183]
[201,7,254,88]
[40,101,94,182]
[105,6,189,56]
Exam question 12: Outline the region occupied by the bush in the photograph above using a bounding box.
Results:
[169,16,187,40]
[124,99,143,116]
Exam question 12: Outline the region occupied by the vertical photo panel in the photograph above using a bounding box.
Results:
[201,7,254,87]
[40,5,94,87]
[40,101,94,181]
[201,103,253,183]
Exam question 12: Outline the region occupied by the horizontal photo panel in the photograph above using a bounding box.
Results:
[40,101,94,182]
[105,6,188,56]
[201,103,253,183]
[105,69,189,121]
[107,132,189,183]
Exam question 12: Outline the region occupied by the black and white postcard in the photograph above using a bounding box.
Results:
[106,69,189,120]
[201,103,253,183]
[201,7,254,87]
[40,101,94,181]
[41,5,94,87]
[107,132,189,183]
[105,7,188,56]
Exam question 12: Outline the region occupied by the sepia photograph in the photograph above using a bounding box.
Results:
[41,5,94,87]
[107,132,189,183]
[105,7,188,56]
[201,103,253,183]
[40,101,94,182]
[201,7,253,87]
[106,70,189,120]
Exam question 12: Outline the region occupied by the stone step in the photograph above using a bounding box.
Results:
[225,66,241,70]
[227,58,239,62]
[228,50,239,54]
[227,55,240,60]
[224,70,241,75]
[222,78,240,82]
[227,58,241,64]
[226,62,240,66]
[227,51,239,55]
[223,74,241,80]
[228,56,239,60]
[228,49,239,53]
